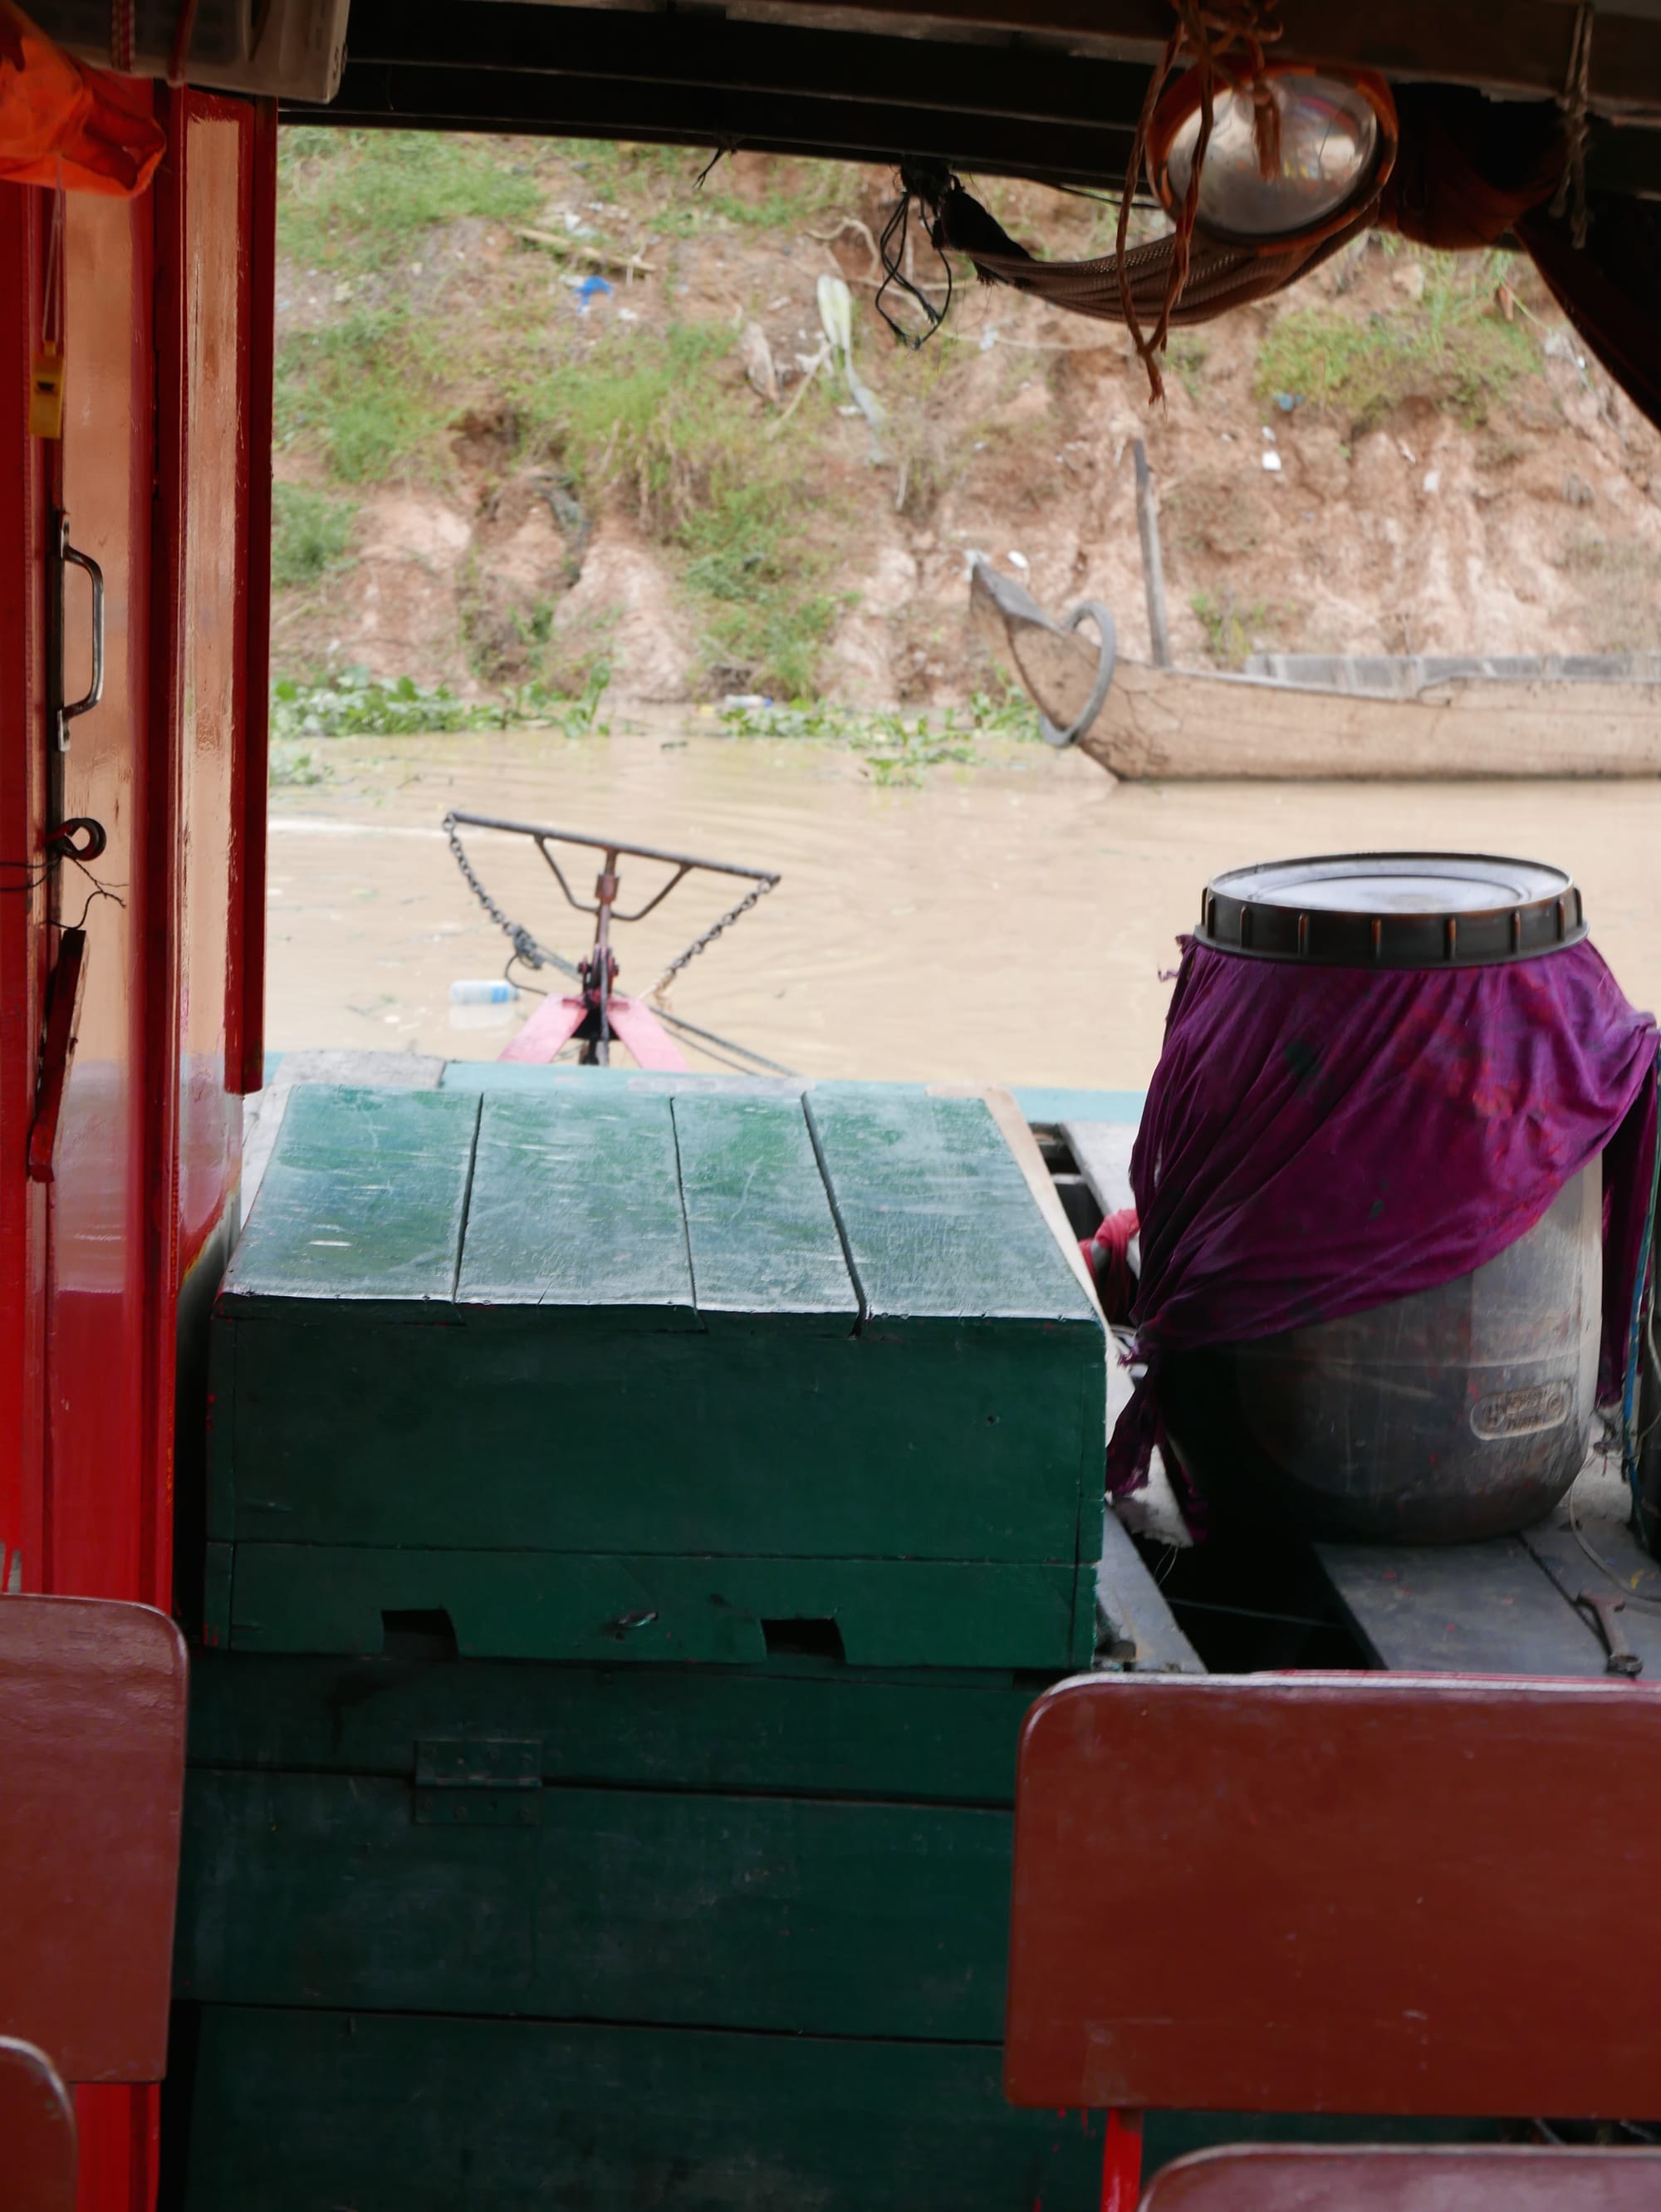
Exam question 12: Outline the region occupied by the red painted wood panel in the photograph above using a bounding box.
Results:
[49,180,156,1607]
[0,183,51,1601]
[1006,1673,1661,2119]
[151,94,248,1284]
[230,101,276,1098]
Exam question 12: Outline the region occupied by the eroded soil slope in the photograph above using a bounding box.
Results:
[272,132,1661,705]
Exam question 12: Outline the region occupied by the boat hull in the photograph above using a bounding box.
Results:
[1076,660,1661,779]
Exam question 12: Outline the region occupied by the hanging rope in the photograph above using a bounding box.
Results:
[1115,0,1284,401]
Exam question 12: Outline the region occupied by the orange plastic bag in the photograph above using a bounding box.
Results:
[0,0,165,195]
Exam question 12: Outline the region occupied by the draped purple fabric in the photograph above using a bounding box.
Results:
[1108,938,1659,1494]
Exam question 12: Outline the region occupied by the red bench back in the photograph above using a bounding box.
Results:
[0,1596,189,2082]
[1142,2146,1661,2210]
[0,2039,76,2212]
[1006,1674,1661,2119]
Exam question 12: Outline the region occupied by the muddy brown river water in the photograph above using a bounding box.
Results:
[267,720,1661,1090]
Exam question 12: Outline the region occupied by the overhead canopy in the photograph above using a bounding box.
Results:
[297,1,1661,199]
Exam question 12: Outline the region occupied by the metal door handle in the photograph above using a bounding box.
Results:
[57,517,104,751]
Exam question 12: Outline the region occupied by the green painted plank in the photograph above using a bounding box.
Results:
[201,1544,233,1650]
[204,1324,235,1543]
[806,1091,1100,1327]
[458,1088,696,1327]
[184,1650,1049,1801]
[216,1315,1098,1560]
[224,1546,1085,1668]
[176,1772,1012,2037]
[673,1091,856,1331]
[219,1084,479,1306]
[175,2008,1103,2212]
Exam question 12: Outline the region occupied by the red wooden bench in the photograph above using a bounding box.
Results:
[1139,2144,1661,2210]
[1005,1673,1661,2210]
[0,1596,189,2207]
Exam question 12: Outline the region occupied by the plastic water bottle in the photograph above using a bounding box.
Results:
[449,979,516,1005]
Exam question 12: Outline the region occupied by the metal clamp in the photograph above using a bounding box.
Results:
[57,517,104,753]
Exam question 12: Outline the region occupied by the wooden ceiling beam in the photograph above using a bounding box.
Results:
[731,0,1661,115]
[304,60,1138,184]
[341,2,1151,130]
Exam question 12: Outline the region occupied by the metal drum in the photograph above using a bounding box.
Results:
[1164,852,1600,1546]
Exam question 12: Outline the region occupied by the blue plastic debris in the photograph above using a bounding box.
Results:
[1274,390,1301,412]
[576,273,614,311]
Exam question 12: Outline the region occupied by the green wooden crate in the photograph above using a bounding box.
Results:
[177,1650,1049,2043]
[178,1767,1014,2036]
[170,2006,1105,2212]
[207,1082,1106,1666]
[185,1650,1049,1801]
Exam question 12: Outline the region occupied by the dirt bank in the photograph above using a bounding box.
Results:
[272,135,1661,708]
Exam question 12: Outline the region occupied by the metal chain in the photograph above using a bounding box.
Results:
[444,812,578,979]
[445,808,777,995]
[649,875,779,999]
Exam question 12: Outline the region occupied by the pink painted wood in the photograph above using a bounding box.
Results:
[498,994,588,1063]
[0,2038,76,2212]
[604,995,691,1072]
[1142,2146,1661,2210]
[498,992,690,1070]
[0,1596,188,2083]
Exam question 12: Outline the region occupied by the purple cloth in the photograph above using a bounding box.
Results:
[1109,937,1659,1495]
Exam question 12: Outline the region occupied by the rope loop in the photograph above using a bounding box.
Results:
[1116,0,1284,403]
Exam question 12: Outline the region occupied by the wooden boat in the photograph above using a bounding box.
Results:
[1081,655,1661,779]
[970,562,1661,779]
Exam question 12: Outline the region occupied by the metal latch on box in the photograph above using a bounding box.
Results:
[414,1739,544,1826]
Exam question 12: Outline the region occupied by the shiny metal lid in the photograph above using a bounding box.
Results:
[1196,851,1588,968]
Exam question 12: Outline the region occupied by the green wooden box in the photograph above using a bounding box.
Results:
[206,1081,1106,1667]
[172,1648,1082,2205]
[176,1650,1046,2041]
[169,2006,1105,2212]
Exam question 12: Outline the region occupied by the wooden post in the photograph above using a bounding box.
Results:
[1132,440,1172,669]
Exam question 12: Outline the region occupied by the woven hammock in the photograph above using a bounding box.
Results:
[927,175,1374,336]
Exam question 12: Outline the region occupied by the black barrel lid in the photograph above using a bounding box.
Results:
[1196,851,1587,968]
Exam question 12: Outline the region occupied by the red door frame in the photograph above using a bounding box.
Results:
[0,86,276,2212]
[0,179,50,1602]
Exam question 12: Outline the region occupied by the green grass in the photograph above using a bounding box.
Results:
[271,664,611,742]
[271,482,355,589]
[564,139,704,202]
[1254,252,1541,433]
[718,691,1043,784]
[1191,591,1268,669]
[275,305,455,483]
[1167,333,1208,403]
[278,129,546,273]
[512,322,849,694]
[697,160,846,233]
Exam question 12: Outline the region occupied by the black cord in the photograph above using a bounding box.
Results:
[693,141,736,190]
[875,162,957,348]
